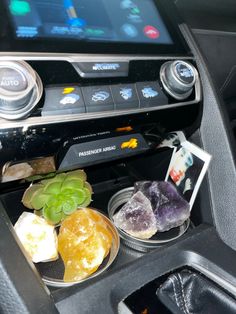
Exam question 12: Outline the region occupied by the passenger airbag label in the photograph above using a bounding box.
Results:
[59,134,149,169]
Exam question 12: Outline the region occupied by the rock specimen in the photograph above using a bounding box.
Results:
[114,181,190,239]
[113,191,158,239]
[58,208,112,282]
[14,212,58,263]
[134,181,190,232]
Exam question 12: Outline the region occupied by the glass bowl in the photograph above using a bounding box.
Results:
[35,208,120,288]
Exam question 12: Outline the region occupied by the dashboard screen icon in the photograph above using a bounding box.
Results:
[121,24,138,38]
[144,25,160,39]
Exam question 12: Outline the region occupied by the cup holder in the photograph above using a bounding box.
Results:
[108,187,191,252]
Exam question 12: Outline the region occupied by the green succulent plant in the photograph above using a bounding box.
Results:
[22,170,92,225]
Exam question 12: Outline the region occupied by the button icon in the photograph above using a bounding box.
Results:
[91,91,110,102]
[82,85,114,112]
[63,87,75,94]
[128,13,142,23]
[111,84,139,110]
[179,68,193,78]
[176,63,194,79]
[10,0,31,16]
[131,7,140,14]
[136,81,168,108]
[121,138,138,149]
[120,88,133,100]
[143,25,160,39]
[67,18,86,27]
[142,87,159,99]
[120,0,136,9]
[121,24,138,38]
[60,93,80,105]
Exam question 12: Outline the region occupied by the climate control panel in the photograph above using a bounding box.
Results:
[0,58,200,126]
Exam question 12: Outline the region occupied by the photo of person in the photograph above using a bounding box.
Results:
[169,147,194,187]
[166,141,211,210]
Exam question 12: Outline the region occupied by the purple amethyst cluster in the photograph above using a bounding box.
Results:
[114,181,190,239]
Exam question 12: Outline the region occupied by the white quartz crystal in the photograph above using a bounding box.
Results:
[14,212,58,263]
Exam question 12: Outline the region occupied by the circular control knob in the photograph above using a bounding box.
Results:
[0,61,43,120]
[160,60,198,100]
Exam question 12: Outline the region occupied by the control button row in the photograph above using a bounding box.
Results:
[42,82,169,116]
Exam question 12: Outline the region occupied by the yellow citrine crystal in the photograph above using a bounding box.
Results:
[58,208,112,282]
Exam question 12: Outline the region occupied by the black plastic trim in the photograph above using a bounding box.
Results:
[54,226,236,314]
[0,202,58,314]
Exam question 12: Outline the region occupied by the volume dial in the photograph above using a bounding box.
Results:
[160,60,197,100]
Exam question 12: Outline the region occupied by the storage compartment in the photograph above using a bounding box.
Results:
[0,147,211,290]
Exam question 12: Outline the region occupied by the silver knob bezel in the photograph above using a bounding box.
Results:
[0,61,43,120]
[0,61,36,99]
[160,60,198,101]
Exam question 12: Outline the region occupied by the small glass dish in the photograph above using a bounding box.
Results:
[108,188,190,252]
[35,208,120,288]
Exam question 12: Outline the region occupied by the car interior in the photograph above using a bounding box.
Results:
[1,0,236,313]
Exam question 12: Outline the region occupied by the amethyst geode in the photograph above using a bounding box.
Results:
[114,181,190,239]
[134,181,190,232]
[113,191,157,239]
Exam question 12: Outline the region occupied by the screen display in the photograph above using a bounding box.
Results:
[6,0,173,45]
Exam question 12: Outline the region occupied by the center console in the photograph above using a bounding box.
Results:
[0,0,201,173]
[1,1,236,314]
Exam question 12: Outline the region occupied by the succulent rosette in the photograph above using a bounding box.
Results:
[22,170,92,225]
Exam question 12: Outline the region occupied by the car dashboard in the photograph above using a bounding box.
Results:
[1,1,236,313]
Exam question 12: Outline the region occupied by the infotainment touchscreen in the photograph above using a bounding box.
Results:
[5,0,173,45]
[0,0,189,54]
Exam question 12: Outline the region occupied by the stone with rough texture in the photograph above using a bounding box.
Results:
[134,181,190,232]
[113,191,158,239]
